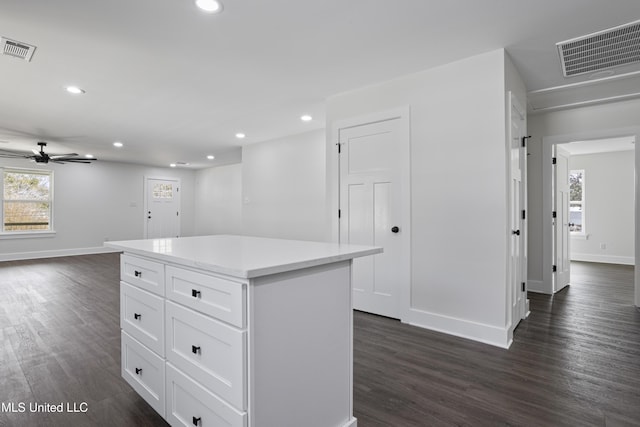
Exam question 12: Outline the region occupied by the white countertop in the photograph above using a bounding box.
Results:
[105,235,382,278]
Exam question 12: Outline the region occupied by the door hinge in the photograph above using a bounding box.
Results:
[552,211,557,219]
[552,265,557,272]
[552,157,557,165]
[521,282,526,292]
[176,211,179,216]
[521,210,526,220]
[336,143,341,154]
[521,135,531,147]
[338,209,341,219]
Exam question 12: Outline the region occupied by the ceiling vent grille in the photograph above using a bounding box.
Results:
[1,37,36,62]
[557,20,640,77]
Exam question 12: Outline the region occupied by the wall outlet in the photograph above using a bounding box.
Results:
[600,243,606,250]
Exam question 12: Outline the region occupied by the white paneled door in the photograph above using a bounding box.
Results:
[339,118,405,319]
[554,147,570,292]
[145,177,181,239]
[509,93,527,330]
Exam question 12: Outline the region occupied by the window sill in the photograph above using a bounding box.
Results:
[570,233,588,240]
[0,230,57,240]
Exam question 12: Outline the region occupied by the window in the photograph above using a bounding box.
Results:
[2,168,53,233]
[569,169,584,233]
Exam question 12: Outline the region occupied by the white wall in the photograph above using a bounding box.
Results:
[0,158,196,260]
[527,97,640,306]
[241,129,327,242]
[327,49,519,347]
[194,163,242,235]
[569,150,635,265]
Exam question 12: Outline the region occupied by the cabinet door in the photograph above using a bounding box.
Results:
[165,301,246,410]
[165,363,246,427]
[121,282,165,356]
[121,331,165,418]
[121,254,165,296]
[165,265,246,328]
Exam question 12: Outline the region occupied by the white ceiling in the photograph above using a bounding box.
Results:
[562,136,636,156]
[1,0,640,168]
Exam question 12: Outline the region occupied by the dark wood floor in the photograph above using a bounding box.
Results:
[0,256,638,426]
[354,262,640,427]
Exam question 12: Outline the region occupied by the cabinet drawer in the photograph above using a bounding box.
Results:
[166,266,246,328]
[166,363,246,427]
[121,282,165,356]
[121,254,165,296]
[121,331,165,418]
[165,301,246,410]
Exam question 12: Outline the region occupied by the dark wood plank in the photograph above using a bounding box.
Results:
[353,261,640,426]
[1,256,638,426]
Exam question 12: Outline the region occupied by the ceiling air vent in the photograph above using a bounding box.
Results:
[557,20,640,77]
[1,37,36,62]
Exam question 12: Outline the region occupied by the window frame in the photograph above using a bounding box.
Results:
[569,168,585,237]
[1,167,56,239]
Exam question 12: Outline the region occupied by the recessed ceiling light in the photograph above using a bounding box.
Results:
[65,86,85,95]
[207,155,215,160]
[300,115,312,122]
[170,163,177,168]
[235,133,246,139]
[195,0,223,13]
[113,141,123,148]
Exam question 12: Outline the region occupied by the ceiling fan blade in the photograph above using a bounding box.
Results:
[50,153,79,159]
[0,152,32,159]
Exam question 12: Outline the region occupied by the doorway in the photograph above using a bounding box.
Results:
[541,130,638,304]
[144,177,181,239]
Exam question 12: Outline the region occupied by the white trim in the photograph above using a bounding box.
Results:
[329,106,412,321]
[0,245,119,262]
[570,253,635,265]
[404,308,510,349]
[0,230,56,239]
[527,280,550,294]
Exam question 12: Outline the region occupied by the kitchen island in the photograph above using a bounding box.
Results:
[105,235,381,427]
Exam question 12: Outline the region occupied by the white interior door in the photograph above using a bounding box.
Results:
[339,119,404,319]
[554,147,570,292]
[509,94,527,329]
[145,177,181,239]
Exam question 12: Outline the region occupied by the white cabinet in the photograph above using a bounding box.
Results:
[121,331,165,416]
[109,235,380,427]
[165,300,246,409]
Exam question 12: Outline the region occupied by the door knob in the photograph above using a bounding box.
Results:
[512,230,520,236]
[391,226,400,233]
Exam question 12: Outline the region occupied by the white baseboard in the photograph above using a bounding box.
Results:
[527,279,551,294]
[0,246,120,262]
[571,253,635,265]
[403,308,510,349]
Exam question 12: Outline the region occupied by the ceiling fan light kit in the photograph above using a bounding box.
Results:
[0,142,96,164]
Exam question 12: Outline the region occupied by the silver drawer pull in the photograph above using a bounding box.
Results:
[192,345,201,355]
[191,289,201,298]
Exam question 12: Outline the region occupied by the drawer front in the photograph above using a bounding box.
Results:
[165,301,246,409]
[166,363,246,427]
[121,282,165,356]
[121,254,165,296]
[165,266,246,328]
[121,331,165,418]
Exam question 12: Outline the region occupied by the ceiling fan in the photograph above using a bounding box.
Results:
[0,142,96,164]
